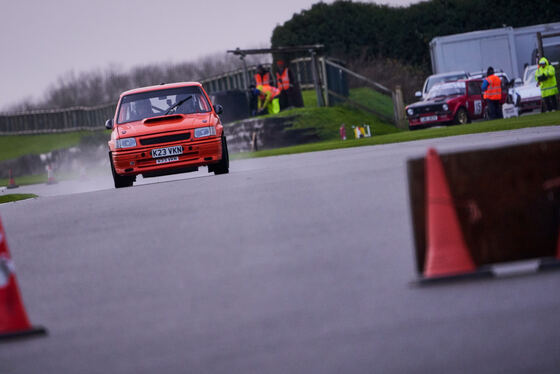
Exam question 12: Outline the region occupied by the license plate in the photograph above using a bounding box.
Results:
[151,145,183,158]
[420,115,438,122]
[156,156,179,164]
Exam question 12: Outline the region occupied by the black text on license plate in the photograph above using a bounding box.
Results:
[151,145,183,158]
[156,156,179,164]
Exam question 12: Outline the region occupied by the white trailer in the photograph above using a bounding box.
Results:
[429,22,560,79]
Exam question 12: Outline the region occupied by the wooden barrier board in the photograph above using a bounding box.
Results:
[407,139,560,274]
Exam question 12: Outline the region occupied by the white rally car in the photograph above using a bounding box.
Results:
[508,65,541,113]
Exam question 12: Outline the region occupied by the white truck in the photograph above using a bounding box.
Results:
[429,22,560,80]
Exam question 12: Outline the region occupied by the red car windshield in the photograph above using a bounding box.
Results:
[117,86,211,124]
[426,82,466,99]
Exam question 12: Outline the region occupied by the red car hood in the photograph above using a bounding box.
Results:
[115,113,215,138]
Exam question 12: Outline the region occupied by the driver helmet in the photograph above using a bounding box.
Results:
[135,99,153,118]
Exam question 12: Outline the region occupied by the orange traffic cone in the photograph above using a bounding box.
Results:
[0,216,47,340]
[423,148,479,280]
[6,169,19,189]
[46,165,57,185]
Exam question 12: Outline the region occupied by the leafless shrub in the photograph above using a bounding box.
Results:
[347,56,428,104]
[4,51,268,112]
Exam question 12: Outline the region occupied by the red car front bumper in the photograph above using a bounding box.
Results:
[112,137,222,176]
[408,112,454,128]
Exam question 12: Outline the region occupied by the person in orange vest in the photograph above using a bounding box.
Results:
[254,85,280,115]
[254,65,272,88]
[482,66,502,119]
[275,60,292,109]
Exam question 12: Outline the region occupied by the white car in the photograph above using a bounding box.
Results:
[415,71,470,99]
[469,70,510,86]
[508,65,541,113]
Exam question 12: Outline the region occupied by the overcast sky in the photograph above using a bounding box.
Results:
[0,0,421,110]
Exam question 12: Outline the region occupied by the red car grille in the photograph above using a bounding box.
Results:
[140,132,190,145]
[410,104,444,115]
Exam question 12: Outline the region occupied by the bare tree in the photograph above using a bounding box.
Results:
[3,50,269,112]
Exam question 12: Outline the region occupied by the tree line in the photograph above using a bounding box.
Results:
[271,0,560,70]
[7,0,559,112]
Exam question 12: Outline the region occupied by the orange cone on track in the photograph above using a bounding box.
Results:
[0,216,47,340]
[6,169,19,189]
[423,148,476,278]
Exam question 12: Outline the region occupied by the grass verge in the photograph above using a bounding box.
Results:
[301,90,319,108]
[276,104,399,140]
[348,87,394,120]
[0,194,38,204]
[254,88,399,142]
[0,170,85,187]
[232,111,560,159]
[0,130,108,162]
[0,174,49,187]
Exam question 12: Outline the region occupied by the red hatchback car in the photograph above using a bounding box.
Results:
[106,82,229,188]
[406,79,486,130]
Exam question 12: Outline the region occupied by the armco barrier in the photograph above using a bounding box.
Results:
[408,139,560,281]
[0,104,115,134]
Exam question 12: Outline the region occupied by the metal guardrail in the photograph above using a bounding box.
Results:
[0,104,115,135]
[0,55,408,133]
[290,57,317,89]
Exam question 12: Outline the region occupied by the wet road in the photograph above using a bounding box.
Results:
[1,126,560,373]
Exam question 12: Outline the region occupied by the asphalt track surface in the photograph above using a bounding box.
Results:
[1,126,560,373]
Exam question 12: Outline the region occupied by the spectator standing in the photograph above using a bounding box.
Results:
[254,65,272,89]
[535,57,558,112]
[482,66,502,119]
[275,60,292,109]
